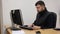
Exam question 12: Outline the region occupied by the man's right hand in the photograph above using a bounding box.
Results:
[28,24,34,27]
[28,24,41,30]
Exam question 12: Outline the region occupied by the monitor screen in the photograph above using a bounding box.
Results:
[10,9,23,26]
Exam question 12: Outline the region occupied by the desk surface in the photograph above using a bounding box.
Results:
[7,28,60,34]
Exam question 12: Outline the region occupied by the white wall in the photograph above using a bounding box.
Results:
[2,0,38,26]
[0,0,3,34]
[1,0,60,34]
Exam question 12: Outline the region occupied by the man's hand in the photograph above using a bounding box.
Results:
[28,24,41,30]
[28,24,34,27]
[32,25,41,30]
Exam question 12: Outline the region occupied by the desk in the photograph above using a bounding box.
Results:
[6,28,60,34]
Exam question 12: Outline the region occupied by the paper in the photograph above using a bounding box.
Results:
[12,30,25,34]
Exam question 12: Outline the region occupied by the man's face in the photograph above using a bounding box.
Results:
[36,5,44,12]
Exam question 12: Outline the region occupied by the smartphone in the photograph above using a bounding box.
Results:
[36,31,41,34]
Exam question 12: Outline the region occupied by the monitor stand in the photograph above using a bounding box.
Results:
[11,23,21,30]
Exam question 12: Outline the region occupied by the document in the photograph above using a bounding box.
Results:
[12,30,25,34]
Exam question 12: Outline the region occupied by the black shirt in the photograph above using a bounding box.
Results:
[33,8,57,29]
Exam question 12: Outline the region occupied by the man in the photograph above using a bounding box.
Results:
[29,1,57,30]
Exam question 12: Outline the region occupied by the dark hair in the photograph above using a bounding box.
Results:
[35,1,45,6]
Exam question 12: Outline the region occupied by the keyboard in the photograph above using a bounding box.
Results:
[10,27,21,30]
[20,25,33,30]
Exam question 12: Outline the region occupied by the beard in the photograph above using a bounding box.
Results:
[37,10,42,13]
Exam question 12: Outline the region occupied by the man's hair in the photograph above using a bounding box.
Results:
[35,1,45,6]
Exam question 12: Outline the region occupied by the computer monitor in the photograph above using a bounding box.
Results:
[10,9,23,26]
